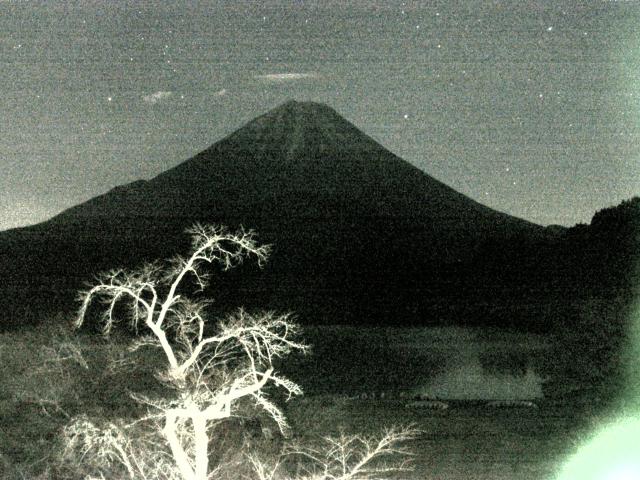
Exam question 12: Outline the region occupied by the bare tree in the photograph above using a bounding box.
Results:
[61,223,419,480]
[65,224,307,480]
[250,425,420,480]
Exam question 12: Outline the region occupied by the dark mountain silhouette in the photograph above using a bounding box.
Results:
[54,102,531,223]
[1,101,551,329]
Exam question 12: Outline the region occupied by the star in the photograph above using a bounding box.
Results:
[547,26,553,32]
[107,97,112,102]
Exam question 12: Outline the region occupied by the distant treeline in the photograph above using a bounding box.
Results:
[465,196,639,403]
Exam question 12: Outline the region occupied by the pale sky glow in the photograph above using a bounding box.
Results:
[0,1,639,231]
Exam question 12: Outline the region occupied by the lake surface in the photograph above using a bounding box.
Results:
[414,327,548,400]
[286,325,551,399]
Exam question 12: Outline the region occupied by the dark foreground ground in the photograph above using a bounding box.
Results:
[285,395,598,480]
[0,322,625,479]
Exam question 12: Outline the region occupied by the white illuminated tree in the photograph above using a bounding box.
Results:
[61,223,419,480]
[251,425,420,480]
[64,224,307,480]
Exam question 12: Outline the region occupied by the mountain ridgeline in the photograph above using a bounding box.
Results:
[0,101,637,333]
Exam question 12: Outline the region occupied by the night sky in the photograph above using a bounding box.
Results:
[1,0,639,231]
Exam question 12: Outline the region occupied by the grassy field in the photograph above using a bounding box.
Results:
[0,320,616,479]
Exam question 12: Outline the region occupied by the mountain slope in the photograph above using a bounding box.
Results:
[0,101,546,328]
[54,101,533,229]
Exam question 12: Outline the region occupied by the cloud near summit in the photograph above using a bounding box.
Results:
[254,73,320,82]
[142,91,173,104]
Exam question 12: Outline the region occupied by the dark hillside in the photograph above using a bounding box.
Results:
[540,197,640,403]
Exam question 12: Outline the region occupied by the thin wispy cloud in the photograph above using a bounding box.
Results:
[254,73,320,83]
[142,91,173,104]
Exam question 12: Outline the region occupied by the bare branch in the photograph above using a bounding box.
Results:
[155,224,270,331]
[282,426,421,480]
[128,335,162,353]
[76,271,156,336]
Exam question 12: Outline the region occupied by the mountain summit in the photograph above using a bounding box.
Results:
[223,100,383,159]
[56,100,535,232]
[1,101,544,327]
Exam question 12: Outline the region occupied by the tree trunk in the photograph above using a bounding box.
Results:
[164,411,196,480]
[193,415,210,480]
